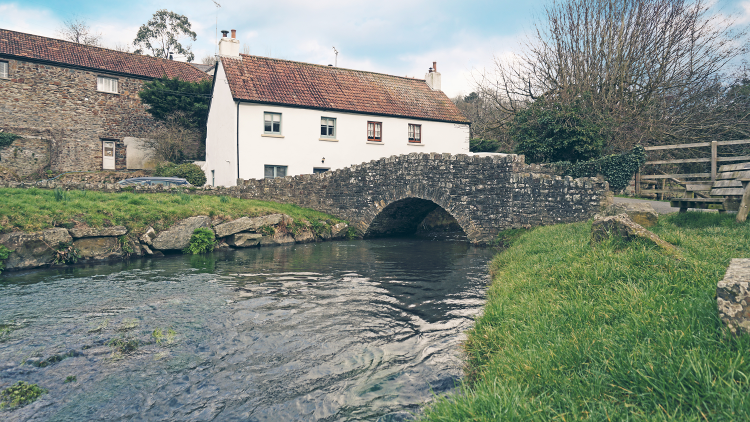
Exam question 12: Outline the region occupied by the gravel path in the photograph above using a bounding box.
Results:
[613,196,682,214]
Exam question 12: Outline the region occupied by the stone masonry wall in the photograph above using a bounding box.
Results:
[0,136,50,177]
[0,58,162,172]
[237,153,611,244]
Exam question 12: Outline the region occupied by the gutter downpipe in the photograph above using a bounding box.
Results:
[236,101,240,185]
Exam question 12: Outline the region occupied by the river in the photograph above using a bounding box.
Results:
[0,238,494,421]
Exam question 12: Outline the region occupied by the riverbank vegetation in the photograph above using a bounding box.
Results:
[0,188,342,235]
[421,212,750,420]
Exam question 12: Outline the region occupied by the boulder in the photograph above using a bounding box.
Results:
[141,244,154,255]
[69,226,127,238]
[293,229,315,243]
[0,228,73,270]
[717,258,750,336]
[73,237,123,260]
[591,213,677,254]
[227,233,262,248]
[151,216,212,251]
[597,203,658,227]
[331,223,349,239]
[259,232,295,246]
[213,214,286,238]
[140,227,156,246]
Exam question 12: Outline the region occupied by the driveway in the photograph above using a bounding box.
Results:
[613,196,682,214]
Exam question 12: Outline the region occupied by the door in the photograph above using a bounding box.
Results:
[102,141,115,170]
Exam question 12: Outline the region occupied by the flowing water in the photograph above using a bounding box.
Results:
[0,239,494,421]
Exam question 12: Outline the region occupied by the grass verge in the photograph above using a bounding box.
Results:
[0,188,342,235]
[420,212,750,421]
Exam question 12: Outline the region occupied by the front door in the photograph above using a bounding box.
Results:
[102,141,115,170]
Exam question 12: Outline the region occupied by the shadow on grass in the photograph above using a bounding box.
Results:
[665,211,740,229]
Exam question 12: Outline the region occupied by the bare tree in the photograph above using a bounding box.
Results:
[111,43,132,53]
[57,18,102,46]
[201,55,217,66]
[452,92,514,152]
[142,113,201,163]
[482,0,748,155]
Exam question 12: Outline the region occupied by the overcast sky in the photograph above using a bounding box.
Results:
[1,0,748,97]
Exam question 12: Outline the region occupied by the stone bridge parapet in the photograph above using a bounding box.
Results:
[236,152,611,244]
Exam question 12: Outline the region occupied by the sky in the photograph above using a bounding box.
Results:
[1,0,748,97]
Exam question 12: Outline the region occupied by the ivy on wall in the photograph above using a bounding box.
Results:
[0,133,21,149]
[550,145,646,192]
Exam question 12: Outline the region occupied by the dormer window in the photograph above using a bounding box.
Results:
[0,61,8,78]
[97,76,118,93]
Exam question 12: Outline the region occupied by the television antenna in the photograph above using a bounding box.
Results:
[212,1,221,56]
[332,46,338,67]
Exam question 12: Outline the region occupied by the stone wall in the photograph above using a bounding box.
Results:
[0,135,50,177]
[0,58,163,172]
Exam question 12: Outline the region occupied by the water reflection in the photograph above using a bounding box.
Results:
[0,239,494,421]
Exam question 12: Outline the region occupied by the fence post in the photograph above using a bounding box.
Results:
[711,141,718,181]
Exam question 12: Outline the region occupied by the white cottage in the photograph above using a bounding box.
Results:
[205,30,470,186]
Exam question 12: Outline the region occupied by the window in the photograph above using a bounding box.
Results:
[321,117,336,138]
[211,170,215,186]
[313,168,329,174]
[367,121,382,142]
[97,76,118,93]
[264,165,287,179]
[264,112,282,134]
[408,124,421,143]
[0,61,8,78]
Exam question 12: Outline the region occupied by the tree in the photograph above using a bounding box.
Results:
[138,76,211,130]
[57,18,101,46]
[452,91,514,152]
[481,0,748,154]
[133,10,197,62]
[142,112,200,163]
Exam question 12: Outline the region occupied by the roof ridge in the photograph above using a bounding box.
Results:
[232,53,427,82]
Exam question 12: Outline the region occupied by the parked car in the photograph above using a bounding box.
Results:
[117,177,192,187]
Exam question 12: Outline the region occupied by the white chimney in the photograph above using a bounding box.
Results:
[425,61,441,91]
[218,29,240,57]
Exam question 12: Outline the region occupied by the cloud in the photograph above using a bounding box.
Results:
[0,3,59,38]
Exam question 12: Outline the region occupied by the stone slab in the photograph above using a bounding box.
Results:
[152,216,212,251]
[0,228,73,269]
[73,237,123,260]
[69,226,127,238]
[213,214,286,238]
[717,258,750,336]
[227,233,262,248]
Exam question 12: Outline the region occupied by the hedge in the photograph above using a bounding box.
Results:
[550,145,646,192]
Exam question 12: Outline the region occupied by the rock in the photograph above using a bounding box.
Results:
[591,213,677,254]
[140,227,156,246]
[717,258,750,336]
[141,244,154,255]
[227,233,262,248]
[0,228,73,270]
[151,216,212,251]
[597,203,658,227]
[259,232,295,246]
[331,223,349,239]
[213,214,286,238]
[68,226,127,238]
[293,229,315,243]
[73,237,123,260]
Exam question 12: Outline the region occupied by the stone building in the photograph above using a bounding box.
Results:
[0,28,211,176]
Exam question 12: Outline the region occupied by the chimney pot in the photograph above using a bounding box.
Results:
[221,30,229,37]
[433,61,437,72]
[231,29,236,39]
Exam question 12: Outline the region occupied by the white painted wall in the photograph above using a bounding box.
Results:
[205,64,471,186]
[205,62,239,187]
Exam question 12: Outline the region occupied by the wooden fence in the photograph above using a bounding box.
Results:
[635,139,750,198]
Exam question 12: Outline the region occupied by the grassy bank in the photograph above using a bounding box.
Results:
[0,188,342,235]
[421,213,750,421]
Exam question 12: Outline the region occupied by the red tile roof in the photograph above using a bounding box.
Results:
[0,29,210,82]
[221,55,469,124]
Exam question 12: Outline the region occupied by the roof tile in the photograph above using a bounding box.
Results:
[0,28,209,82]
[221,55,469,123]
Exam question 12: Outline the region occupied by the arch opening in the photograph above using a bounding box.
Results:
[365,198,466,240]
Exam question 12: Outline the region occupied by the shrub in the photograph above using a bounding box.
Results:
[0,381,47,410]
[469,138,501,153]
[0,245,10,275]
[155,162,206,186]
[551,145,646,192]
[183,228,216,255]
[0,133,21,149]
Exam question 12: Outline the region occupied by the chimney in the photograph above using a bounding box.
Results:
[219,29,241,57]
[425,61,441,91]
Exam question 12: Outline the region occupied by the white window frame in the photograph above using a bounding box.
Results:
[264,165,287,179]
[320,117,336,139]
[264,112,282,135]
[408,124,422,143]
[0,61,8,79]
[97,76,118,94]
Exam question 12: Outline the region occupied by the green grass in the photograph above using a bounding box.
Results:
[0,188,342,236]
[420,212,750,421]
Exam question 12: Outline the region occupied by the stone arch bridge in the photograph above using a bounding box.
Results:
[234,153,610,244]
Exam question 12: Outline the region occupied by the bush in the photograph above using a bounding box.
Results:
[0,245,9,276]
[183,228,216,255]
[552,145,646,192]
[0,133,21,149]
[155,162,206,186]
[0,381,47,410]
[469,138,501,153]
